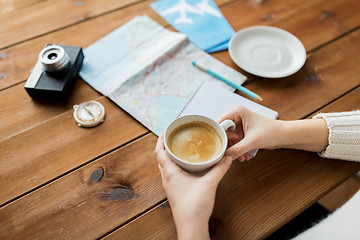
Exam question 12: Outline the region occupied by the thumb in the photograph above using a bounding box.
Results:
[225,137,254,160]
[203,156,232,186]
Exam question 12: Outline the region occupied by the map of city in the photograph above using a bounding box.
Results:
[80,15,246,136]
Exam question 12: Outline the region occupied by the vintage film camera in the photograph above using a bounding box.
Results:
[24,44,84,100]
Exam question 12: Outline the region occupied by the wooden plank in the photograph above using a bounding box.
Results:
[318,176,360,212]
[274,0,360,52]
[0,80,101,142]
[0,0,45,14]
[0,134,164,240]
[102,86,360,240]
[309,89,360,118]
[214,0,360,78]
[0,96,147,206]
[105,202,177,240]
[243,28,360,120]
[1,0,323,90]
[0,0,144,49]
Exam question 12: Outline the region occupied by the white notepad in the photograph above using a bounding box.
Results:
[179,81,278,120]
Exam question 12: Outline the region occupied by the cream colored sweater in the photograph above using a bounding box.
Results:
[314,110,360,161]
[293,110,360,240]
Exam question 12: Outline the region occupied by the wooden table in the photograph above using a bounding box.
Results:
[1,0,360,239]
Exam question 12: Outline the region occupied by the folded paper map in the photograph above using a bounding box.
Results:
[80,15,246,136]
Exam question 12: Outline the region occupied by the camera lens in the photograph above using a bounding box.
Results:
[48,53,58,60]
[39,45,70,73]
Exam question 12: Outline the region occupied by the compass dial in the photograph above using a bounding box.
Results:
[73,101,105,127]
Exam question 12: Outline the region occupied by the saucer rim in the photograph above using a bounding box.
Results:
[228,25,306,78]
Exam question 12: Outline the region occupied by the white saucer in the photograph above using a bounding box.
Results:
[229,26,306,78]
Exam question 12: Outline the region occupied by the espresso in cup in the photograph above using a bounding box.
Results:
[167,121,223,163]
[164,115,236,172]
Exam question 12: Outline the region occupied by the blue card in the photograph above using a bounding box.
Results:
[151,0,235,53]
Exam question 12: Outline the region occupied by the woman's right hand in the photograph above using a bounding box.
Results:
[220,106,329,161]
[219,106,282,161]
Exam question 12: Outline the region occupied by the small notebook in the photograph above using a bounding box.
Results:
[179,81,278,120]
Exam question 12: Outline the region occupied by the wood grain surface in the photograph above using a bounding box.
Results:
[1,0,359,239]
[0,0,45,14]
[0,134,163,239]
[0,96,148,206]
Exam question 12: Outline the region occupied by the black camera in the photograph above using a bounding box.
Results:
[24,44,84,100]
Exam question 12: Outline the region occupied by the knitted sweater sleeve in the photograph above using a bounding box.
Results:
[291,111,360,240]
[312,110,360,162]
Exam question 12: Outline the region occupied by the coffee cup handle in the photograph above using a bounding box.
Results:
[220,119,258,158]
[220,119,236,132]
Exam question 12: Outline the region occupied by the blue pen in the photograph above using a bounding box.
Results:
[192,61,263,101]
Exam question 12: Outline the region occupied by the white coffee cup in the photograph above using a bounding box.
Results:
[164,115,235,173]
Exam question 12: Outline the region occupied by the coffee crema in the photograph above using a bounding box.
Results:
[168,121,223,163]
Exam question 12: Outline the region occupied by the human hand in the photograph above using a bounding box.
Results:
[219,105,282,161]
[155,132,232,240]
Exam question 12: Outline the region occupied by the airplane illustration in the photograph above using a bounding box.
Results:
[196,0,222,18]
[160,0,204,24]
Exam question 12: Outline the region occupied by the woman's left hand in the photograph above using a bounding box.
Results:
[155,132,232,240]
